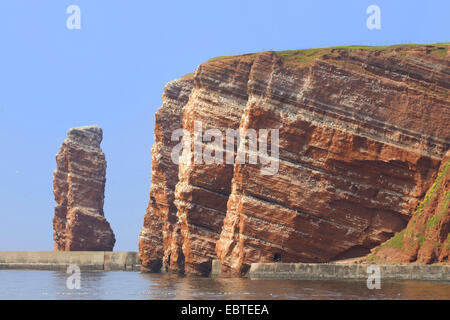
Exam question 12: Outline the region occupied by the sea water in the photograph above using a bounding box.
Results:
[0,270,449,300]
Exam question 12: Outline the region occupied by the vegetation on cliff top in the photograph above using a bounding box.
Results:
[205,43,449,65]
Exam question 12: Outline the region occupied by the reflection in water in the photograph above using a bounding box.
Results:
[0,270,449,300]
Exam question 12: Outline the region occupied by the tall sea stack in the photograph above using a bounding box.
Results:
[53,125,115,251]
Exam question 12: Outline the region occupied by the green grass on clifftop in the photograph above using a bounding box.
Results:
[205,43,449,66]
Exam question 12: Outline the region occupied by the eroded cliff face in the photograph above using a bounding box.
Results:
[139,44,450,275]
[53,125,115,251]
[139,79,193,272]
[366,152,449,264]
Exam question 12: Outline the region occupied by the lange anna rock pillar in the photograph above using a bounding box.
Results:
[52,125,115,251]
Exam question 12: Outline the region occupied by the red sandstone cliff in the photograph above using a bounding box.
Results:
[366,152,449,264]
[139,79,193,271]
[53,125,116,251]
[139,44,449,275]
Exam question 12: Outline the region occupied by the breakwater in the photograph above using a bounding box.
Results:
[1,253,449,281]
[0,251,140,271]
[247,262,450,281]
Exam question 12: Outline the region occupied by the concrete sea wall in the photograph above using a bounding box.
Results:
[0,251,140,271]
[247,263,450,281]
[1,253,448,281]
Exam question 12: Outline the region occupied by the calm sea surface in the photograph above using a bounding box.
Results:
[0,270,449,300]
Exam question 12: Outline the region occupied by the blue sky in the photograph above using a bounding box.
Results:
[0,0,448,251]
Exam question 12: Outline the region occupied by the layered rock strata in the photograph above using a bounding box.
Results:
[139,78,194,272]
[367,152,449,264]
[139,44,450,275]
[53,125,115,251]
